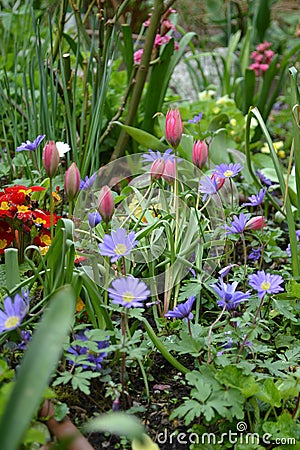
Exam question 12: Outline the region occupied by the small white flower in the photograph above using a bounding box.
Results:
[56,141,71,157]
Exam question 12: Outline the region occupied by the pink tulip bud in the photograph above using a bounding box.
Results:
[42,141,60,178]
[192,140,208,169]
[64,162,81,201]
[151,158,165,181]
[97,185,114,223]
[165,108,183,148]
[162,159,175,184]
[245,216,266,231]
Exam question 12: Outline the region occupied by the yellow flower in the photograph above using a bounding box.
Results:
[212,107,220,114]
[261,141,284,155]
[132,434,160,450]
[198,90,215,100]
[230,118,237,127]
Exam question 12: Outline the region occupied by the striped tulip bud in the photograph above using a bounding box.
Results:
[165,108,183,148]
[192,140,208,169]
[151,158,165,181]
[97,185,114,223]
[42,141,60,178]
[245,216,266,231]
[162,159,175,184]
[64,162,81,201]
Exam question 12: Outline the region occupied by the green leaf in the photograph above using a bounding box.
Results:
[215,365,259,398]
[262,412,300,442]
[256,378,281,408]
[114,122,168,151]
[0,285,76,450]
[85,412,145,441]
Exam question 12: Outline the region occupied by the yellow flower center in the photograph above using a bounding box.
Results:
[17,205,30,212]
[224,170,234,177]
[0,239,8,250]
[40,234,51,246]
[0,202,10,210]
[5,316,20,329]
[114,243,128,255]
[261,281,271,291]
[34,218,46,225]
[122,291,135,303]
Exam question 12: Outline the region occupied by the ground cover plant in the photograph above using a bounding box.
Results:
[0,1,300,449]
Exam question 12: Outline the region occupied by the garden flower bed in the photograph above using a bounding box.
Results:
[0,1,300,449]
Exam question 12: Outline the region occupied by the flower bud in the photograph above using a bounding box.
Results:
[42,141,60,178]
[165,108,183,148]
[245,216,266,231]
[88,211,102,228]
[192,140,208,169]
[97,185,114,223]
[64,162,81,201]
[162,159,175,184]
[151,158,165,181]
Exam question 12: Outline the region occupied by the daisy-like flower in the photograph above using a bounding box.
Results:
[213,162,243,179]
[0,291,30,333]
[248,270,284,298]
[225,213,250,234]
[142,148,175,163]
[67,329,109,371]
[165,296,196,321]
[243,188,266,207]
[56,141,71,157]
[16,134,46,152]
[108,276,150,308]
[98,228,138,262]
[210,278,251,311]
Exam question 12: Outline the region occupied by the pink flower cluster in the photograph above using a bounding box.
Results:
[134,8,179,65]
[249,41,275,76]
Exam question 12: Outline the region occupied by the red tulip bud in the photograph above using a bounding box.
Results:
[211,173,225,191]
[151,158,165,181]
[245,216,267,230]
[165,108,183,148]
[192,140,208,169]
[64,162,81,201]
[97,185,114,223]
[42,141,60,178]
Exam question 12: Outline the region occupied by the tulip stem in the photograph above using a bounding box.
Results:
[49,177,54,239]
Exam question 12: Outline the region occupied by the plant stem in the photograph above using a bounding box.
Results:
[207,304,226,363]
[111,0,164,160]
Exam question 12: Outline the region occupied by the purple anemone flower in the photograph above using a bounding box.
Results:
[286,230,300,257]
[213,162,243,179]
[0,290,30,333]
[199,176,218,199]
[142,148,176,163]
[248,270,284,298]
[188,112,203,124]
[16,134,46,152]
[225,213,250,234]
[210,278,251,311]
[256,169,272,187]
[98,228,138,262]
[88,211,102,228]
[165,296,196,321]
[67,329,109,371]
[243,188,266,207]
[248,246,262,261]
[108,276,150,308]
[80,172,97,190]
[218,264,234,278]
